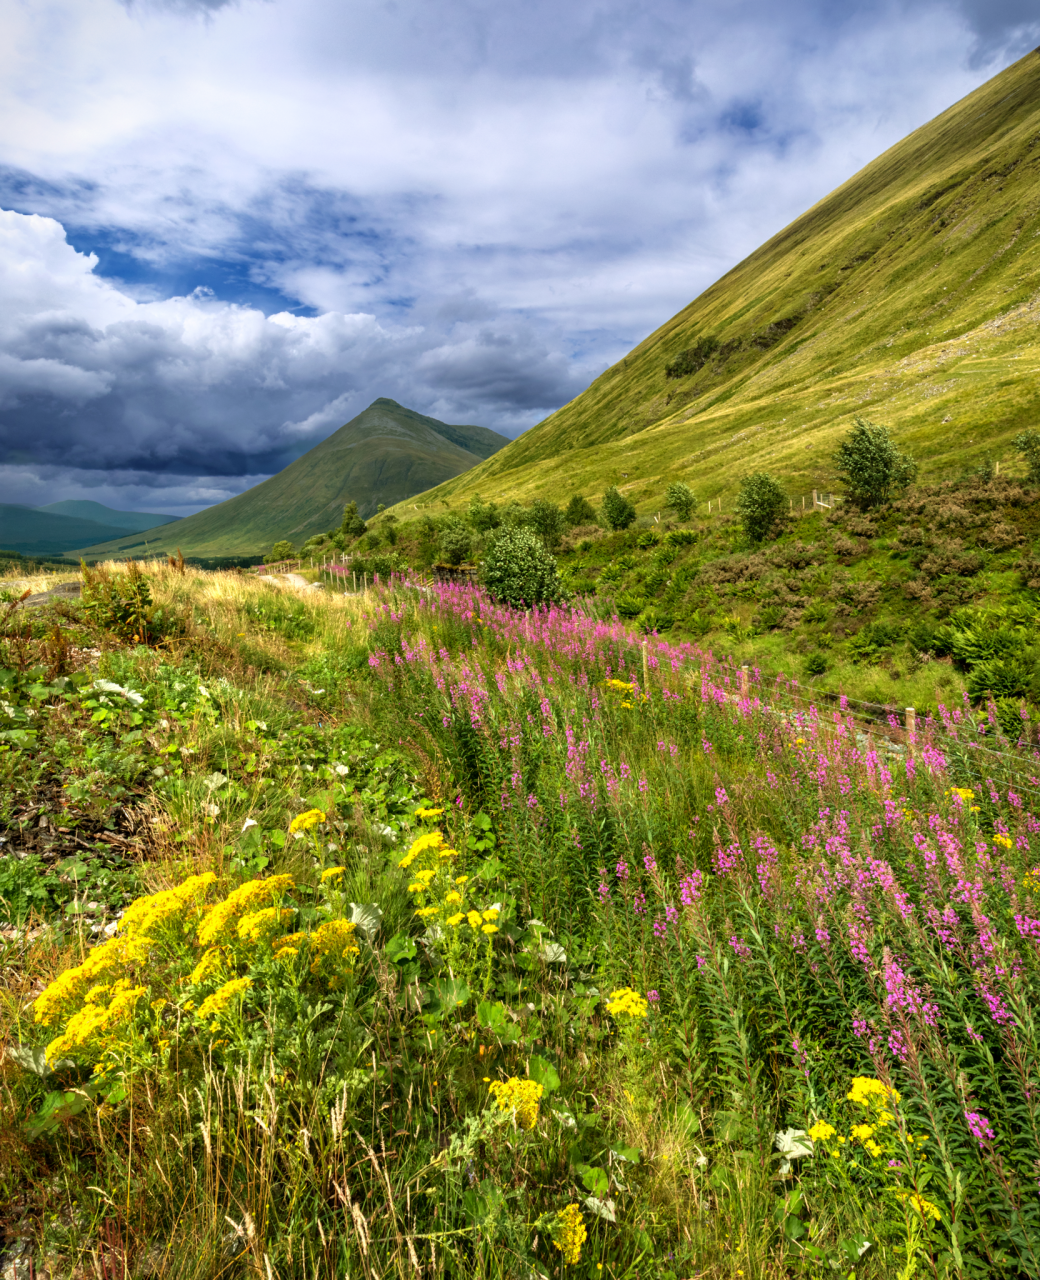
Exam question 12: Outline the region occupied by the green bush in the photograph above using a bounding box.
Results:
[735,471,787,545]
[468,495,502,533]
[1012,429,1040,484]
[614,591,646,619]
[664,529,697,547]
[833,417,917,509]
[81,562,174,645]
[340,501,368,539]
[564,495,598,526]
[482,527,566,610]
[601,486,636,531]
[805,651,828,676]
[528,500,566,551]
[664,334,719,379]
[438,518,473,566]
[265,540,296,563]
[665,481,696,521]
[966,656,1033,701]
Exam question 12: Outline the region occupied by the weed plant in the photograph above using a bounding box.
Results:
[2,563,1040,1277]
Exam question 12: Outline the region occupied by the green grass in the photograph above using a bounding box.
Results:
[393,48,1040,519]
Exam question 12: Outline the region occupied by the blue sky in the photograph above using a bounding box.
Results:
[0,0,1036,516]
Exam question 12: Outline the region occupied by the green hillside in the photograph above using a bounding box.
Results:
[76,399,508,559]
[37,501,179,534]
[392,47,1040,517]
[0,504,142,557]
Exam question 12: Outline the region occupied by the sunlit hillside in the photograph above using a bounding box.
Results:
[397,47,1040,516]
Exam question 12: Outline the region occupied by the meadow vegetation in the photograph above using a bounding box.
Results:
[2,555,1040,1278]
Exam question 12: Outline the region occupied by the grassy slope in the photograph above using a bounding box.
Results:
[36,501,180,533]
[0,504,137,557]
[75,399,509,559]
[394,48,1040,517]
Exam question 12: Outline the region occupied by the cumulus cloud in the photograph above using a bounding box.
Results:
[0,0,1032,511]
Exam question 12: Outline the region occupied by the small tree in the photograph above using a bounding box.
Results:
[602,486,636,531]
[1012,430,1040,484]
[468,494,502,533]
[528,499,566,551]
[438,517,472,566]
[266,539,295,563]
[736,472,787,545]
[482,527,565,610]
[665,480,696,521]
[564,494,598,527]
[833,417,917,509]
[341,501,368,539]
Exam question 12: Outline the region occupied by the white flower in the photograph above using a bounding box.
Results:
[334,764,350,776]
[241,818,259,832]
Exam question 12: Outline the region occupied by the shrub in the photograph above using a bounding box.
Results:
[1012,430,1040,484]
[340,501,368,539]
[735,471,787,545]
[265,540,295,563]
[468,495,502,533]
[805,651,828,676]
[528,500,566,551]
[438,518,473,566]
[665,481,696,521]
[564,495,598,527]
[614,591,647,619]
[966,656,1033,701]
[833,418,917,509]
[601,486,636,531]
[664,335,719,379]
[81,561,174,645]
[664,528,697,547]
[482,527,566,610]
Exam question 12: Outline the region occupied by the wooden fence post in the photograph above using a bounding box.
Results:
[740,665,749,700]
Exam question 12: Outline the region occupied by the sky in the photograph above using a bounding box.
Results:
[0,0,1037,517]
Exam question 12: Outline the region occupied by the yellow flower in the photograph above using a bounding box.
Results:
[398,830,448,869]
[446,912,465,927]
[898,1191,941,1222]
[273,946,299,960]
[415,807,445,819]
[481,908,499,921]
[488,1077,544,1129]
[416,906,440,919]
[196,976,251,1021]
[309,919,360,976]
[605,987,649,1020]
[481,924,498,935]
[850,1123,876,1142]
[808,1120,836,1143]
[864,1139,883,1158]
[992,833,1013,850]
[445,891,463,905]
[289,809,326,834]
[320,867,346,883]
[552,1204,587,1265]
[236,906,294,944]
[454,875,469,886]
[846,1076,900,1107]
[189,947,226,986]
[197,875,295,947]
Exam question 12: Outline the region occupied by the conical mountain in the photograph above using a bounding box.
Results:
[396,47,1040,515]
[77,400,508,558]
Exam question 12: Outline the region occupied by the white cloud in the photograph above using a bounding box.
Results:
[0,0,1032,509]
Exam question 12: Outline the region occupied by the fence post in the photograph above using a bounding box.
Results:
[740,665,749,701]
[906,706,916,751]
[812,489,818,509]
[641,639,649,691]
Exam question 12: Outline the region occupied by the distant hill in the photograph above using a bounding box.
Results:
[392,47,1040,517]
[76,399,509,559]
[36,501,179,534]
[0,505,145,557]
